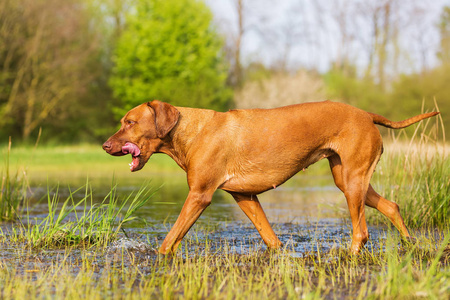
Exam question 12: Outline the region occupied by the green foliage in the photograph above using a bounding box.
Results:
[390,65,450,130]
[323,65,389,116]
[324,63,449,134]
[110,0,232,115]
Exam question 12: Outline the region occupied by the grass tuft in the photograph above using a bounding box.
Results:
[13,182,154,249]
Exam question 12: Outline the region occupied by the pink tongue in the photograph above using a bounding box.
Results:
[122,142,141,156]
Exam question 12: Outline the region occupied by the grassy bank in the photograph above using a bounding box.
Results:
[2,143,183,187]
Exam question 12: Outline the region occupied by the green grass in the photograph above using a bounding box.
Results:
[370,119,449,229]
[7,181,154,249]
[0,227,449,299]
[4,143,183,187]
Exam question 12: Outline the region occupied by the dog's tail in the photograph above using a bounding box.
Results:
[368,111,440,129]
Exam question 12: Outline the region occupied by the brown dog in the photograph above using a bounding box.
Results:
[103,100,439,254]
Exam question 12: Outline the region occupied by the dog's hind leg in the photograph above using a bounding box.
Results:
[343,173,372,254]
[365,185,410,238]
[329,151,411,242]
[328,154,372,254]
[231,193,282,249]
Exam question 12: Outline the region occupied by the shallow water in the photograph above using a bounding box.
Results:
[1,172,391,260]
[1,172,405,299]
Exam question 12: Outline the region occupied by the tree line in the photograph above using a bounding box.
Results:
[0,0,448,144]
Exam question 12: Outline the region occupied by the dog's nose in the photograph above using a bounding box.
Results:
[102,141,111,151]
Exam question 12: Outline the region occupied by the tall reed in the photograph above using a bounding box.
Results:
[371,107,449,228]
[0,137,28,222]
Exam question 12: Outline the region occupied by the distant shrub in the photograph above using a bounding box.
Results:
[234,71,325,109]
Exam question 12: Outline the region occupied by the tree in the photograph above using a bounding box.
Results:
[388,6,450,132]
[438,6,450,64]
[231,0,244,88]
[110,0,232,115]
[0,0,103,141]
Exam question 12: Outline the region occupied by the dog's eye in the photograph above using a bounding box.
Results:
[126,120,135,126]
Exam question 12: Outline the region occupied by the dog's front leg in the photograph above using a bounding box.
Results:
[159,190,214,254]
[231,193,282,249]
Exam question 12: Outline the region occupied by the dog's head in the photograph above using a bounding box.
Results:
[102,100,180,172]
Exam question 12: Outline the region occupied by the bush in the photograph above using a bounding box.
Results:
[110,0,232,115]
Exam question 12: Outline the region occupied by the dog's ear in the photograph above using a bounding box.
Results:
[147,100,180,138]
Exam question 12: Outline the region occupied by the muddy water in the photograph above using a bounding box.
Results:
[1,172,389,258]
